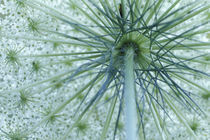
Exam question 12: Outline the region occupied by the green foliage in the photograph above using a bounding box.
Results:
[0,127,27,140]
[201,92,210,100]
[190,119,200,132]
[18,90,36,110]
[53,43,60,50]
[207,33,210,39]
[6,49,20,65]
[32,61,42,73]
[77,94,84,100]
[54,81,63,89]
[63,59,73,66]
[41,106,63,125]
[104,94,111,102]
[76,121,89,134]
[15,0,26,8]
[117,121,124,131]
[68,0,77,10]
[27,18,40,33]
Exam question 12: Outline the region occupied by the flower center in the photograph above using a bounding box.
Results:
[114,31,149,60]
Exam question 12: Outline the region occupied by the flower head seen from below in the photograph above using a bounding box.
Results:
[0,0,210,140]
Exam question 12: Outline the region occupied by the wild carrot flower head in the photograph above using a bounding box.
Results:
[0,0,210,139]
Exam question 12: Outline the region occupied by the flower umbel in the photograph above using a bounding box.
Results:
[0,0,210,139]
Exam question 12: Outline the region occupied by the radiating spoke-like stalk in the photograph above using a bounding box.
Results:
[124,46,138,140]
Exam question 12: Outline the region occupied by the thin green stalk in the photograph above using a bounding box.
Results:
[172,73,209,93]
[152,42,210,50]
[124,47,138,140]
[43,55,101,66]
[161,5,210,33]
[61,76,105,139]
[145,93,166,140]
[163,93,197,140]
[80,0,116,37]
[0,34,96,48]
[20,53,101,58]
[145,0,164,24]
[26,0,112,43]
[0,69,73,95]
[100,95,117,140]
[158,0,181,20]
[25,75,103,136]
[161,53,210,65]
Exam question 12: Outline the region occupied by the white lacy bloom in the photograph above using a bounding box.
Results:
[0,0,210,140]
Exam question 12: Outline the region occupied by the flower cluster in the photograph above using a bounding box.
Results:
[0,0,210,139]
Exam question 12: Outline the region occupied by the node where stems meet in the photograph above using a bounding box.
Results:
[115,31,149,60]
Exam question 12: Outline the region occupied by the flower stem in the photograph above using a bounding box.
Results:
[124,46,138,140]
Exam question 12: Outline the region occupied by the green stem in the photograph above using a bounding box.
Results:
[0,69,73,95]
[163,94,197,140]
[20,53,101,58]
[100,95,117,140]
[124,47,138,140]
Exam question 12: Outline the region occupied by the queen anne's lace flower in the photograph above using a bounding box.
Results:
[0,0,210,139]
